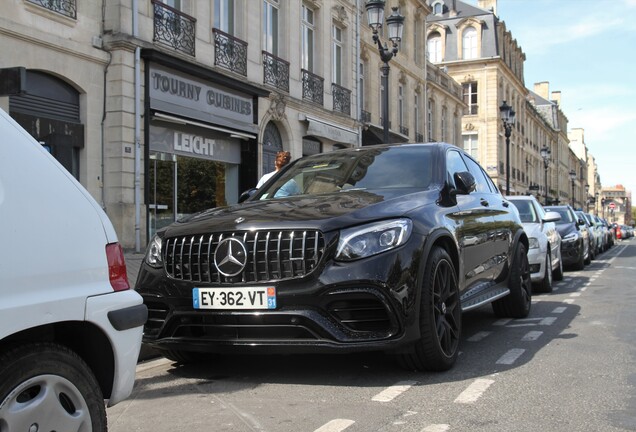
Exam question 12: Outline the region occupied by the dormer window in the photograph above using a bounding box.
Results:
[432,1,444,16]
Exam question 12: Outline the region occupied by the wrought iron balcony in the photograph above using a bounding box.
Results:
[416,133,424,142]
[361,110,371,123]
[152,0,196,57]
[332,83,351,115]
[302,70,324,105]
[27,0,76,18]
[400,125,409,136]
[213,29,247,76]
[263,51,290,92]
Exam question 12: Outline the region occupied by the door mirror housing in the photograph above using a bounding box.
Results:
[453,171,476,195]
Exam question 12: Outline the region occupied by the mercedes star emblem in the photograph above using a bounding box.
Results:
[214,237,248,277]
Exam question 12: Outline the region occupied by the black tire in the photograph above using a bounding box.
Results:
[0,342,107,432]
[396,246,461,372]
[576,246,587,270]
[553,250,564,281]
[537,251,553,293]
[492,242,532,318]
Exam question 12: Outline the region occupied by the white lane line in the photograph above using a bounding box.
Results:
[314,419,355,432]
[570,292,581,297]
[467,331,492,342]
[493,318,512,326]
[421,424,450,432]
[552,307,567,314]
[563,299,575,304]
[454,378,495,404]
[372,381,417,402]
[580,287,588,292]
[136,357,172,373]
[552,286,560,291]
[522,330,543,341]
[496,348,525,365]
[540,317,557,325]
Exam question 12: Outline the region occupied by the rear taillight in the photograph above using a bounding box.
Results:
[106,242,130,291]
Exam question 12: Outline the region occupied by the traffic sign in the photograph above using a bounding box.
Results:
[609,202,616,209]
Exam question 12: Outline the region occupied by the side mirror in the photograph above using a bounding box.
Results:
[543,211,561,223]
[238,188,258,203]
[453,171,476,195]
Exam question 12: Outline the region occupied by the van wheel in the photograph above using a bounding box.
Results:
[493,242,532,318]
[396,246,461,371]
[0,342,106,432]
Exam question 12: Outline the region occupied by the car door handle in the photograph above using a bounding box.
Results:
[480,199,489,207]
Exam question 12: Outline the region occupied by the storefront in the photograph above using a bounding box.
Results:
[142,50,268,238]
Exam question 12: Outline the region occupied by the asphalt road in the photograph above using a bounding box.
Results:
[109,240,636,432]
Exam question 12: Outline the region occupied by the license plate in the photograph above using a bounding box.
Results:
[193,287,277,310]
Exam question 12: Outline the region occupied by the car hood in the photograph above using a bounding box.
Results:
[521,222,543,239]
[161,189,439,237]
[555,223,577,237]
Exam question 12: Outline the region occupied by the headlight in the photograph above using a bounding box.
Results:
[145,234,163,268]
[336,219,412,261]
[528,237,540,249]
[562,232,579,243]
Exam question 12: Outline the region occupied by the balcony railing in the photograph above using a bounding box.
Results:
[361,110,371,123]
[152,0,196,57]
[332,83,351,115]
[27,0,76,18]
[302,70,324,105]
[400,125,409,136]
[416,133,424,142]
[213,29,247,76]
[263,51,290,92]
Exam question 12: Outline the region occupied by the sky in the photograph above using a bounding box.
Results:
[465,0,636,195]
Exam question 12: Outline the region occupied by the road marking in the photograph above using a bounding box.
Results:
[540,317,557,325]
[136,357,172,373]
[563,299,575,304]
[454,378,495,404]
[467,331,492,342]
[496,348,525,365]
[522,331,543,341]
[552,286,560,291]
[421,425,450,432]
[614,266,636,270]
[580,287,588,292]
[570,292,581,297]
[372,381,417,402]
[493,318,512,326]
[314,419,355,432]
[552,307,567,314]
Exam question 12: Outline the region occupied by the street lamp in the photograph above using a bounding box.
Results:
[540,145,551,205]
[499,100,516,196]
[365,1,404,144]
[601,197,606,219]
[595,191,599,215]
[585,184,590,212]
[569,169,576,208]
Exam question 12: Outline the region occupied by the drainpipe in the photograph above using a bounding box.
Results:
[133,0,142,252]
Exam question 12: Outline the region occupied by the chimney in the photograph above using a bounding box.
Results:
[551,91,561,107]
[450,0,457,17]
[534,82,550,100]
[478,0,497,15]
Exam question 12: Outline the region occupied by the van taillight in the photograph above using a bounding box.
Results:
[106,243,130,291]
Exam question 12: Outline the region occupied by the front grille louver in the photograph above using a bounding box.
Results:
[163,230,325,283]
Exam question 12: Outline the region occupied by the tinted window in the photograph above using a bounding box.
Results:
[461,154,492,193]
[546,207,574,223]
[446,150,468,187]
[510,200,538,223]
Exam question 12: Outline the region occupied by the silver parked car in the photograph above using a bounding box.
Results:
[508,196,563,293]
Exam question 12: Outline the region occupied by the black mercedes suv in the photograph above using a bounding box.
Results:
[136,143,530,371]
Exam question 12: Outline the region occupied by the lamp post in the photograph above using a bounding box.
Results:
[499,100,516,196]
[540,145,551,205]
[569,169,576,208]
[585,184,590,212]
[595,192,599,215]
[601,197,606,219]
[365,0,404,144]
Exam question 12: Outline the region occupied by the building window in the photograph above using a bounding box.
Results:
[427,32,442,63]
[462,27,478,59]
[462,82,478,115]
[379,71,385,124]
[332,24,343,85]
[427,99,434,142]
[359,62,365,114]
[398,85,404,128]
[441,106,447,142]
[214,0,235,34]
[302,4,315,71]
[414,19,421,64]
[463,133,478,159]
[414,93,420,137]
[263,0,279,55]
[432,1,444,15]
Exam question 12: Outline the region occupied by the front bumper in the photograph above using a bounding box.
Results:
[136,242,424,355]
[560,239,583,265]
[527,247,545,283]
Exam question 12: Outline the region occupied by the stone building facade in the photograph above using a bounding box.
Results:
[1,0,464,250]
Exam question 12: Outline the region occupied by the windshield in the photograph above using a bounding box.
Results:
[256,146,435,200]
[510,200,538,223]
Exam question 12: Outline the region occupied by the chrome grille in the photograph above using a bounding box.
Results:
[164,230,325,283]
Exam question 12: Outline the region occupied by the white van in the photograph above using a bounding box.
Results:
[0,107,147,431]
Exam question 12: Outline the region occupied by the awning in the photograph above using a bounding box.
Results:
[299,114,358,146]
